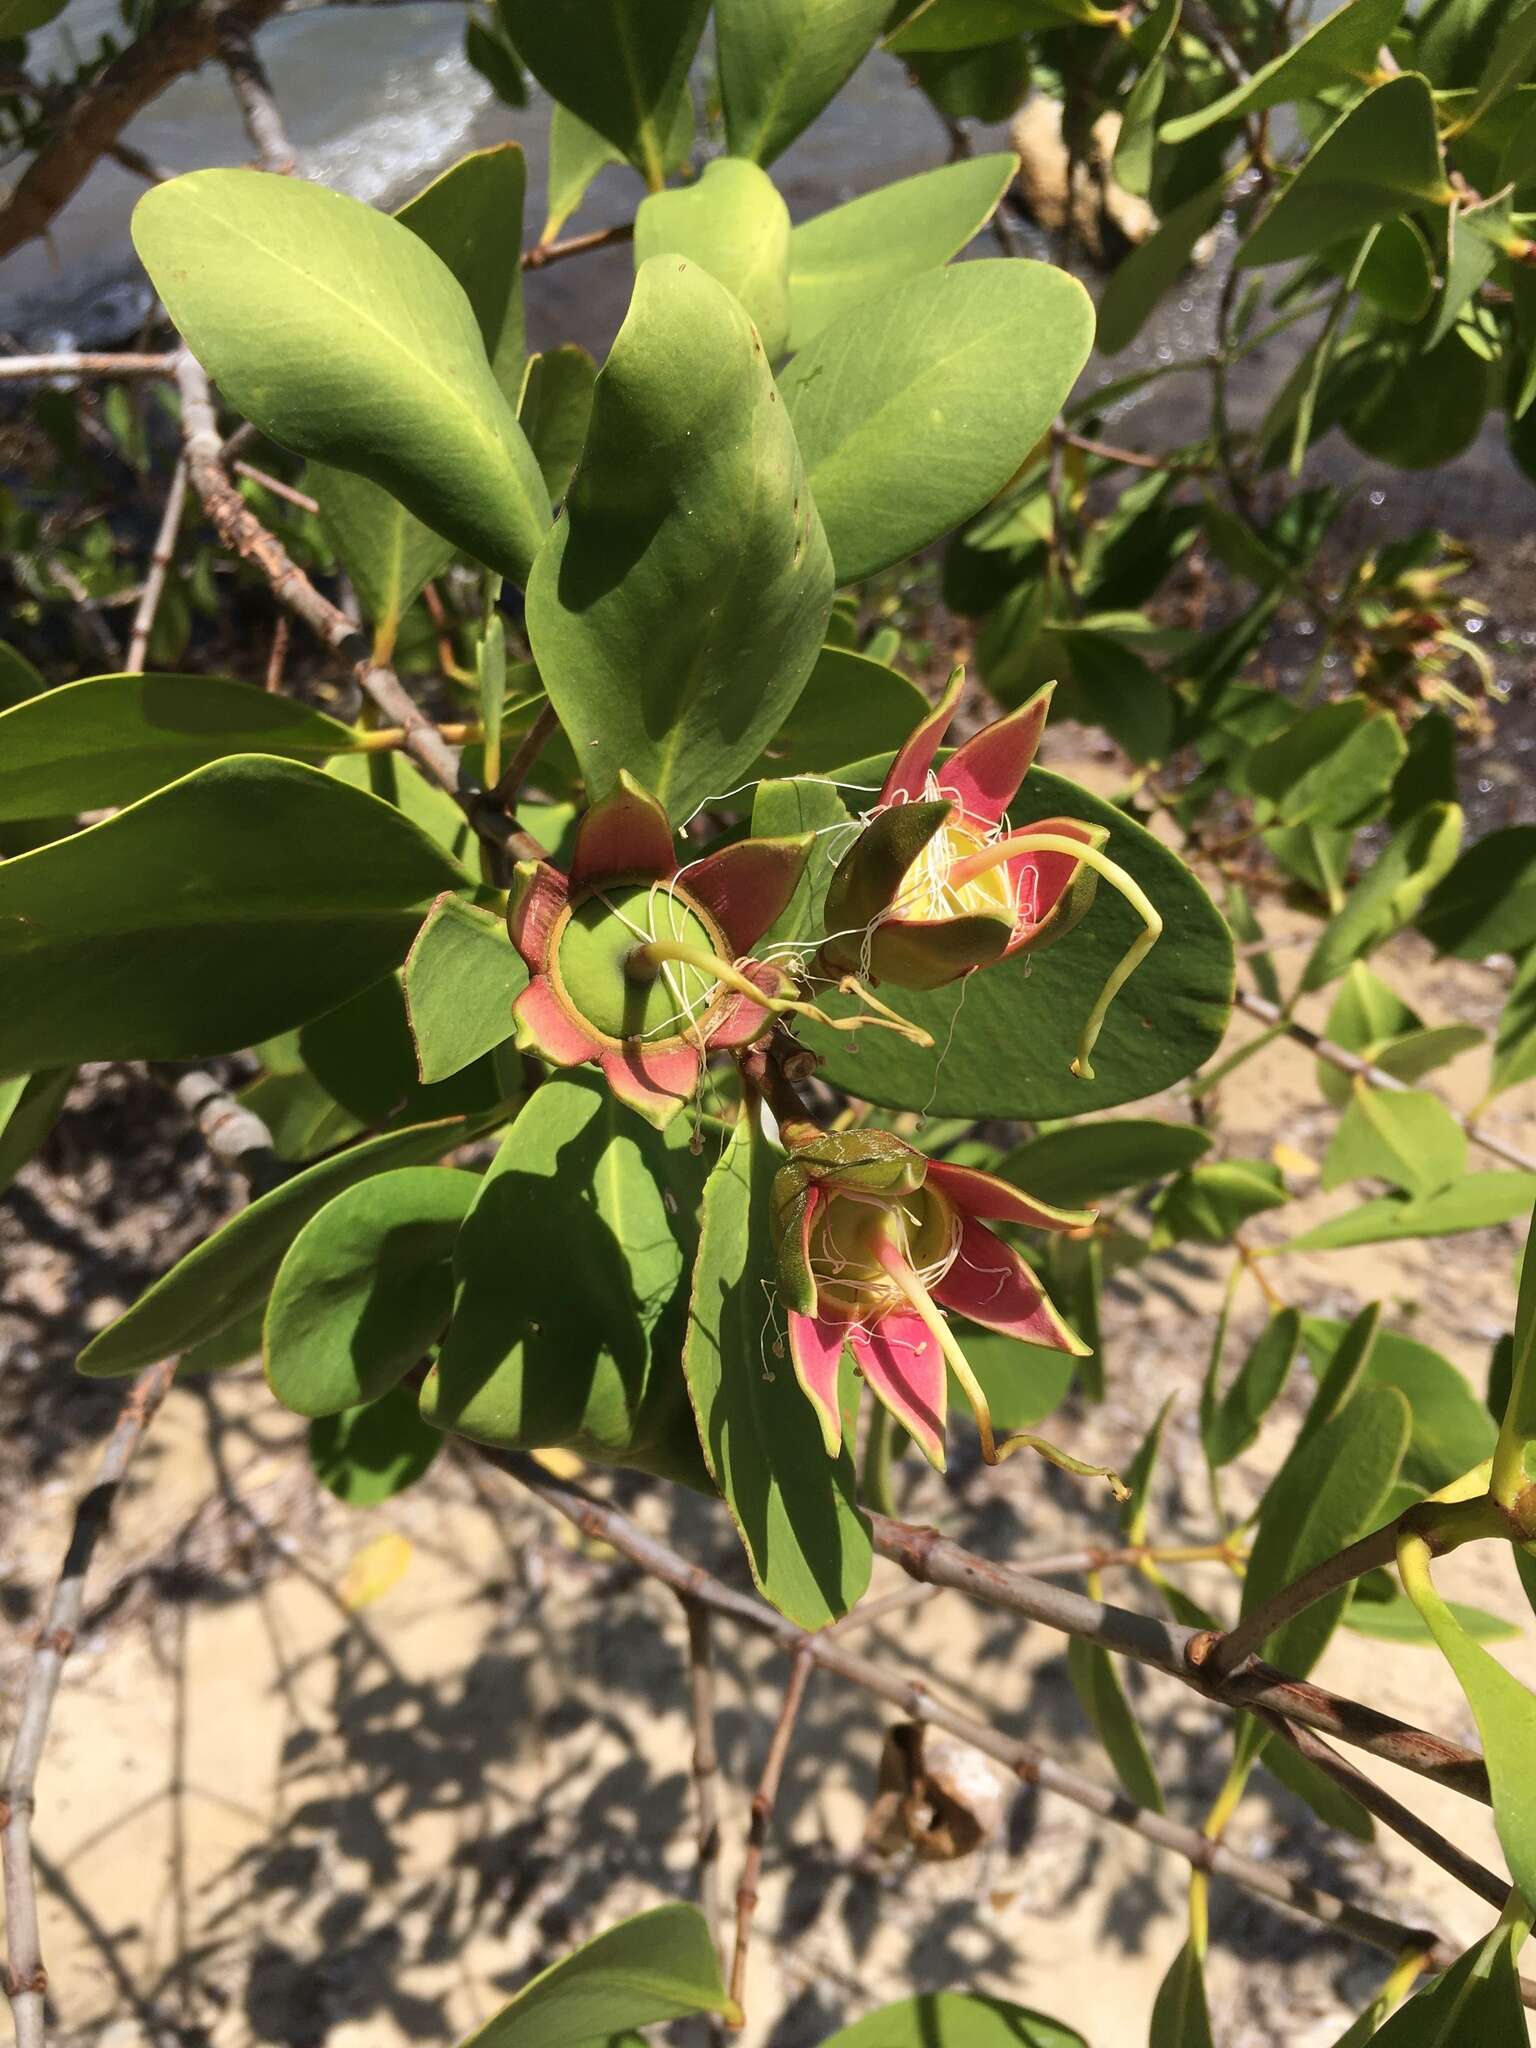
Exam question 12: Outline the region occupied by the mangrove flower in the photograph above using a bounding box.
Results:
[772,1129,1118,1488]
[508,771,817,1129]
[819,669,1162,1079]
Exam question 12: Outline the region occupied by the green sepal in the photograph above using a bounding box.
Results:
[863,908,1014,990]
[784,1127,928,1195]
[821,797,953,965]
[770,1164,819,1315]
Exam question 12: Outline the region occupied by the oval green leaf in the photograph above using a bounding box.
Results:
[780,260,1094,585]
[132,169,550,583]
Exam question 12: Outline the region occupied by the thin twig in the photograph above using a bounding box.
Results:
[125,456,188,672]
[168,1070,285,1193]
[0,352,176,382]
[2,1359,178,2047]
[1237,990,1536,1175]
[729,1646,813,2019]
[231,460,318,515]
[1259,1710,1510,1911]
[491,700,559,808]
[521,221,635,270]
[494,1458,1494,1983]
[215,8,295,173]
[172,350,545,860]
[866,1512,1490,1803]
[680,1600,724,1956]
[0,0,285,260]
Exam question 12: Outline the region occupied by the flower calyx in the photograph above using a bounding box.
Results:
[771,1127,1121,1493]
[508,769,814,1130]
[818,668,1164,1078]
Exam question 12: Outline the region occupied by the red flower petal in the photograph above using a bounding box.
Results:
[515,976,602,1067]
[682,835,811,954]
[850,1311,947,1470]
[599,1041,700,1129]
[706,958,780,1050]
[788,1310,846,1458]
[879,664,964,806]
[932,1218,1089,1355]
[945,682,1054,828]
[1001,816,1105,948]
[507,860,569,975]
[925,1158,1094,1234]
[571,771,677,887]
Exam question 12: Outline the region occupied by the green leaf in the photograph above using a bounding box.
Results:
[543,103,624,240]
[1067,1638,1163,1810]
[526,256,833,822]
[1352,213,1436,321]
[1149,1160,1288,1248]
[0,1068,75,1196]
[1346,327,1496,470]
[820,1992,1086,2048]
[403,893,525,1086]
[499,0,707,188]
[79,1111,494,1376]
[1287,1172,1536,1251]
[1248,696,1407,827]
[0,640,48,708]
[1308,1319,1496,1491]
[752,776,849,947]
[1237,76,1450,269]
[1259,1734,1375,1840]
[1346,1576,1518,1641]
[310,466,454,656]
[754,644,929,781]
[1161,0,1404,142]
[1322,1085,1467,1197]
[1297,1301,1383,1451]
[0,0,68,33]
[634,156,791,357]
[309,1382,442,1505]
[1096,180,1224,354]
[1491,946,1536,1099]
[240,1068,364,1162]
[683,1110,872,1627]
[806,760,1234,1119]
[1407,1566,1536,1910]
[1369,1922,1529,2045]
[999,1118,1211,1209]
[0,758,465,1080]
[422,1074,709,1485]
[131,170,550,584]
[1301,802,1464,992]
[1240,1386,1410,1675]
[1150,1942,1214,2048]
[264,1166,478,1416]
[785,153,1016,349]
[717,0,891,164]
[517,346,598,504]
[0,673,363,821]
[1455,0,1536,131]
[780,260,1093,585]
[1203,1307,1302,1467]
[455,1904,738,2048]
[956,1325,1078,1431]
[1418,826,1536,958]
[1113,0,1179,196]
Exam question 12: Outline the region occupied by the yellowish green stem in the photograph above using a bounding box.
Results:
[948,833,1163,1080]
[630,938,934,1049]
[875,1243,1128,1499]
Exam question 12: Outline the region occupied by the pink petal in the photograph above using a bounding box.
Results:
[1001,817,1104,946]
[850,1311,947,1471]
[681,836,810,954]
[926,1157,1093,1234]
[706,959,780,1050]
[787,1311,846,1458]
[599,1042,700,1129]
[879,665,964,806]
[945,682,1054,828]
[932,1218,1088,1355]
[571,773,677,887]
[507,860,569,975]
[514,977,602,1067]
